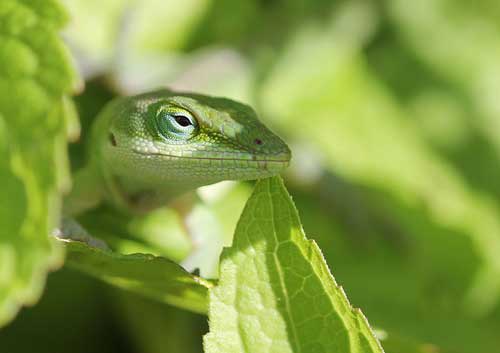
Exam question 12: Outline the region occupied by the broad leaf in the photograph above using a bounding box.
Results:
[204,177,383,353]
[259,4,500,351]
[0,0,77,327]
[62,238,212,314]
[388,0,500,158]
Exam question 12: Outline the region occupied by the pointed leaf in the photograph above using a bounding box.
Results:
[204,177,384,353]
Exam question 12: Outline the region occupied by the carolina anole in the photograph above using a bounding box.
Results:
[65,89,291,216]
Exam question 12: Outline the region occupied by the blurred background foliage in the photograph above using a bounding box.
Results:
[1,0,500,352]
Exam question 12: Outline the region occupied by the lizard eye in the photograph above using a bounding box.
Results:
[173,115,192,127]
[156,108,197,140]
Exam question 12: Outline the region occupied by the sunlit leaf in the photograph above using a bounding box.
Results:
[260,3,500,350]
[204,177,383,353]
[0,0,77,327]
[62,238,212,314]
[388,0,500,163]
[262,0,500,307]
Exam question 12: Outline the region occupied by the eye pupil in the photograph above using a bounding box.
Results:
[174,115,192,127]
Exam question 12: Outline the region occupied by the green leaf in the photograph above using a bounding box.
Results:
[259,4,500,349]
[61,238,212,314]
[0,0,78,327]
[204,176,384,353]
[388,0,500,157]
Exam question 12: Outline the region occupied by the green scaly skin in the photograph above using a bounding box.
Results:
[66,89,291,215]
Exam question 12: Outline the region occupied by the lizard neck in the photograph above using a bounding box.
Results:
[102,171,214,214]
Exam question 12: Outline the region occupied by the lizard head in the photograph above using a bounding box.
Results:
[98,89,291,205]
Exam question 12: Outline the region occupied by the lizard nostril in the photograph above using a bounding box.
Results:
[254,138,263,146]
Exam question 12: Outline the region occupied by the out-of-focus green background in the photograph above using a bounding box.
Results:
[2,0,500,352]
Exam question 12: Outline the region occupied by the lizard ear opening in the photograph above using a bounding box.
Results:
[109,133,117,146]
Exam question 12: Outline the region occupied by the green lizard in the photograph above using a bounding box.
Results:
[66,89,291,216]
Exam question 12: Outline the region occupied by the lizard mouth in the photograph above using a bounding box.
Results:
[132,149,291,170]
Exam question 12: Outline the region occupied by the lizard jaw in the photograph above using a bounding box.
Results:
[131,149,291,176]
